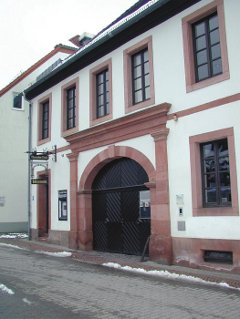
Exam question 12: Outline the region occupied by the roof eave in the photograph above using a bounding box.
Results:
[25,0,200,100]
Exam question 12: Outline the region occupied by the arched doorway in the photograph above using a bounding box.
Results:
[92,158,150,255]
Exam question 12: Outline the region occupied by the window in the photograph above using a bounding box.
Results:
[61,78,79,136]
[13,92,23,109]
[96,69,109,118]
[38,93,52,145]
[124,36,155,113]
[90,59,112,126]
[66,86,76,130]
[182,0,229,92]
[132,48,150,105]
[201,139,231,207]
[192,13,222,82]
[190,128,238,216]
[41,100,49,140]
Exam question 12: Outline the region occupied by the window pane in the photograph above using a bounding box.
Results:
[197,50,208,65]
[134,90,143,103]
[203,159,215,173]
[144,74,150,87]
[194,21,205,37]
[211,44,221,60]
[145,86,150,100]
[202,143,214,158]
[210,29,220,45]
[133,65,142,78]
[197,64,209,81]
[205,188,217,203]
[98,83,104,95]
[133,53,141,66]
[219,172,231,187]
[196,35,207,51]
[134,78,142,91]
[220,187,231,205]
[143,49,149,62]
[212,58,222,75]
[144,61,149,75]
[209,14,218,31]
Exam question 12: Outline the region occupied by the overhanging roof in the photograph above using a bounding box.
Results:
[25,0,200,100]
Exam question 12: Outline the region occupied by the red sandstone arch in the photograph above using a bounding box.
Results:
[79,145,156,191]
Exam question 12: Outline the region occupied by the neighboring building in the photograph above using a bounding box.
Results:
[0,44,77,233]
[25,0,240,271]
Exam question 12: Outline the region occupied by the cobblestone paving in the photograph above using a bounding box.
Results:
[0,245,240,319]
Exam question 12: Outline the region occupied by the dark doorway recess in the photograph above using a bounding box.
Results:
[92,158,150,256]
[37,175,49,237]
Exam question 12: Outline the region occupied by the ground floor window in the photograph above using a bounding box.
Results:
[200,138,231,207]
[189,127,238,216]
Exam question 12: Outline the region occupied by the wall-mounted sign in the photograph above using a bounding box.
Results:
[31,178,48,185]
[139,190,150,219]
[30,152,49,161]
[58,190,67,221]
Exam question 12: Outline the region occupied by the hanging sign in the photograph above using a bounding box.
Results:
[30,152,49,161]
[31,178,48,185]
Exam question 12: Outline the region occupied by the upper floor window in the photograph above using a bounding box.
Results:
[41,100,49,140]
[61,78,79,136]
[13,92,23,110]
[38,93,52,145]
[124,36,155,113]
[201,138,231,207]
[90,59,112,126]
[192,13,222,82]
[66,86,76,130]
[96,69,109,118]
[182,0,229,92]
[131,48,150,104]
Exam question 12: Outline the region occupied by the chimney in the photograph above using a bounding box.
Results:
[69,32,94,48]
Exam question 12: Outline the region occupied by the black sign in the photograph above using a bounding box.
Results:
[31,178,48,185]
[30,153,49,161]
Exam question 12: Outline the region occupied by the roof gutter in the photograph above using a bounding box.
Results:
[25,0,200,100]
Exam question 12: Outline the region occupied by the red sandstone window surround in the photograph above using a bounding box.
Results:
[182,0,229,92]
[90,59,112,126]
[61,78,79,136]
[123,36,155,113]
[37,93,52,145]
[189,127,238,216]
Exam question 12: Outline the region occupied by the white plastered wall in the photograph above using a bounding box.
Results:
[167,101,240,240]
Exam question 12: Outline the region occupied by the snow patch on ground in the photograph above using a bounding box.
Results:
[22,298,32,305]
[102,262,240,291]
[0,283,15,295]
[35,250,72,258]
[0,233,28,239]
[0,243,25,250]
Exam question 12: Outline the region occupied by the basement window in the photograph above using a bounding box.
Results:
[203,250,233,264]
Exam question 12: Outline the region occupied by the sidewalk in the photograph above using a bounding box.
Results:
[1,237,240,289]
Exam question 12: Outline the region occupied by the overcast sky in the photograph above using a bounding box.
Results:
[0,0,137,90]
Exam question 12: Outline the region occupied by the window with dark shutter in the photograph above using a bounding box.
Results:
[13,93,23,109]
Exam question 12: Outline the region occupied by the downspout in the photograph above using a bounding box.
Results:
[24,93,32,240]
[28,101,32,240]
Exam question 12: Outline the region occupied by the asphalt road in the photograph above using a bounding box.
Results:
[0,245,240,319]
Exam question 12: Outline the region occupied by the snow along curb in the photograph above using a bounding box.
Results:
[102,262,240,291]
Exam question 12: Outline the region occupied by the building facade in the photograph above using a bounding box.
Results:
[25,0,240,271]
[0,45,77,233]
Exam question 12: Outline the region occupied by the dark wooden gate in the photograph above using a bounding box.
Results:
[92,158,150,255]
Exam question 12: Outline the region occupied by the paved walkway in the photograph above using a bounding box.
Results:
[1,237,240,289]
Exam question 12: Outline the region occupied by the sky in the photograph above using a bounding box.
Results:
[0,0,137,90]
